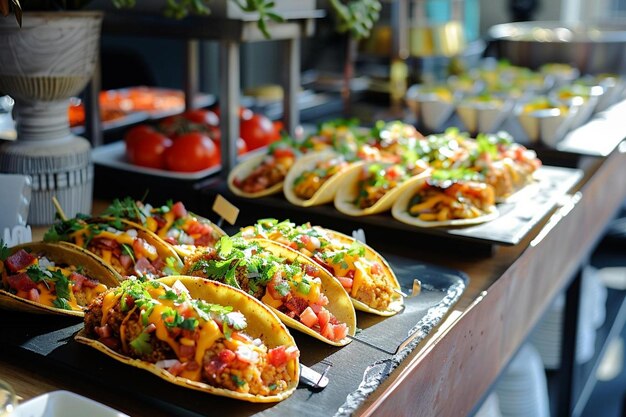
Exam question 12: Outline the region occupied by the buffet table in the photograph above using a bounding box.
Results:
[2,144,626,416]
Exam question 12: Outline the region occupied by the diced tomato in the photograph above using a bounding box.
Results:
[27,288,40,303]
[303,263,319,278]
[333,323,349,341]
[194,233,216,247]
[95,238,118,249]
[337,276,353,290]
[317,294,329,306]
[168,361,187,377]
[267,275,286,300]
[172,201,187,218]
[132,238,148,259]
[300,306,318,328]
[268,345,287,367]
[203,358,227,376]
[371,262,383,276]
[177,301,194,318]
[317,308,330,330]
[321,323,335,341]
[5,249,36,272]
[134,257,157,277]
[7,272,37,292]
[218,349,236,364]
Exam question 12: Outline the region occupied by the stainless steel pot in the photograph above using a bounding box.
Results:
[488,21,626,75]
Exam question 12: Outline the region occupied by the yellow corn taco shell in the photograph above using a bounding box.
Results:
[0,241,121,316]
[391,176,499,228]
[283,150,363,207]
[321,229,403,316]
[227,153,286,198]
[334,164,430,216]
[75,276,299,403]
[254,239,357,346]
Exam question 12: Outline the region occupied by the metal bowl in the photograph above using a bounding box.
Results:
[488,21,626,75]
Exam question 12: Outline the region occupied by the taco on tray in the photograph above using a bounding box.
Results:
[76,276,299,402]
[44,215,183,279]
[183,236,357,346]
[102,198,226,259]
[239,219,403,316]
[334,162,430,216]
[228,142,299,198]
[0,241,121,316]
[283,150,361,207]
[392,171,499,227]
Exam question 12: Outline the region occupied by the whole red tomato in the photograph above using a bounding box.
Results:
[182,109,219,127]
[125,129,172,169]
[208,127,248,156]
[164,132,219,172]
[124,124,156,147]
[240,113,280,151]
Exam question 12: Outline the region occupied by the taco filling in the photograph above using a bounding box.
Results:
[407,176,496,222]
[354,163,414,209]
[292,156,351,200]
[1,247,108,311]
[84,279,298,396]
[232,146,297,194]
[184,237,350,343]
[240,219,398,313]
[45,216,177,279]
[103,198,224,248]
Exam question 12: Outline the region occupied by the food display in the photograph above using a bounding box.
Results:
[44,216,183,279]
[101,198,226,258]
[0,242,120,316]
[239,219,403,316]
[76,277,300,402]
[183,236,357,346]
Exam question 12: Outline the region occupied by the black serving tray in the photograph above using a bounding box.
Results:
[206,165,583,255]
[0,255,466,417]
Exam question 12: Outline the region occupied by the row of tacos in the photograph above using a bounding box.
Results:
[1,199,405,403]
[227,121,542,227]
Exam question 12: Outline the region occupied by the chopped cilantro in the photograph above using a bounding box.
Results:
[159,290,179,301]
[180,317,199,330]
[223,321,233,340]
[217,236,233,258]
[102,197,142,222]
[274,281,291,297]
[347,241,365,257]
[231,374,246,387]
[130,332,153,355]
[269,383,278,391]
[121,244,136,264]
[52,297,71,310]
[297,279,311,295]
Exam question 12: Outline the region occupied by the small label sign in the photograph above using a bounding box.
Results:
[212,194,239,225]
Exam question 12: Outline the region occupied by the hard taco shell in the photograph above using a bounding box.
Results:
[334,164,430,216]
[75,276,299,403]
[283,150,363,207]
[0,241,121,316]
[391,176,500,228]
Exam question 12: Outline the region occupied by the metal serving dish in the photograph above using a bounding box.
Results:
[488,21,626,75]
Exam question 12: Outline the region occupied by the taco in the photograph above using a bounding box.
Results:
[0,241,121,316]
[228,143,299,198]
[44,215,183,279]
[392,173,499,227]
[239,219,403,316]
[76,277,299,402]
[102,198,226,259]
[183,236,357,346]
[283,150,361,207]
[334,162,430,216]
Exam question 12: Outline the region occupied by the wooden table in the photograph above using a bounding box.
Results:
[2,146,625,417]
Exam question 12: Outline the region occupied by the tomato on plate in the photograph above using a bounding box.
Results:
[124,124,157,146]
[125,128,172,169]
[164,132,219,172]
[181,109,219,127]
[240,113,280,151]
[209,128,248,156]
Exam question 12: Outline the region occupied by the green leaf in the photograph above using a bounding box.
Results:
[52,297,71,310]
[130,332,153,355]
[274,281,291,297]
[217,236,233,258]
[159,289,179,301]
